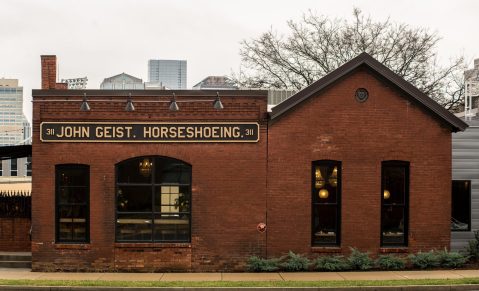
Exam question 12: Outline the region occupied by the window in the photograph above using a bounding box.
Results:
[55,164,89,243]
[451,180,471,231]
[116,156,191,242]
[312,160,341,246]
[381,161,409,246]
[26,157,32,177]
[10,158,17,176]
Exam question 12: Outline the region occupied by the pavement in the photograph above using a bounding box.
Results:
[1,269,479,290]
[0,268,478,281]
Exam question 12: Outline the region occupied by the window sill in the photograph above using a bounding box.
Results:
[311,246,342,253]
[54,243,91,250]
[114,242,191,248]
[379,247,408,253]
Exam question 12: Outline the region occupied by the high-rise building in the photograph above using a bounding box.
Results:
[0,78,31,182]
[148,59,187,89]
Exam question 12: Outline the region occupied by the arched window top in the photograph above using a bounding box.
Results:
[117,156,191,185]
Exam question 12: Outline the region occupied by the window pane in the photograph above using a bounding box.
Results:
[58,186,88,204]
[154,214,190,242]
[382,206,405,245]
[117,157,152,184]
[58,205,87,242]
[116,213,153,241]
[312,205,337,245]
[155,158,191,184]
[154,185,190,213]
[383,166,405,205]
[451,180,471,231]
[117,186,152,212]
[58,167,88,187]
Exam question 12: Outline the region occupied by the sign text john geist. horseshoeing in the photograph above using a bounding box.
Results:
[40,122,259,142]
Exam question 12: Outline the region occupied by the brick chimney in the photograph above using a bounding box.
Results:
[41,55,68,89]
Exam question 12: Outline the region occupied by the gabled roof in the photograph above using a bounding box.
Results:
[270,52,468,132]
[102,73,143,84]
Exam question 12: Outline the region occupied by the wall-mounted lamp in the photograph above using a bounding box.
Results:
[125,93,135,111]
[80,93,91,111]
[169,93,180,111]
[213,92,224,110]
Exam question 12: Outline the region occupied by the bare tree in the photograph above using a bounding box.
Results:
[235,9,464,111]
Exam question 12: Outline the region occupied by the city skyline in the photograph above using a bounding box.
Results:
[1,0,478,124]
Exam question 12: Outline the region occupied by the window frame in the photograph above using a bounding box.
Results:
[115,156,192,243]
[380,160,409,247]
[10,158,17,176]
[451,180,472,232]
[55,164,90,244]
[311,160,341,247]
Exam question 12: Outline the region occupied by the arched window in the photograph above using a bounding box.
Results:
[312,160,341,246]
[115,156,191,242]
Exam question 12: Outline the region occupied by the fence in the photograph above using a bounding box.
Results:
[0,190,31,218]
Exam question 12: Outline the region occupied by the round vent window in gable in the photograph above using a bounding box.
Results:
[355,88,369,103]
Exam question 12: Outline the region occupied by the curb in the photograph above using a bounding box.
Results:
[1,286,479,291]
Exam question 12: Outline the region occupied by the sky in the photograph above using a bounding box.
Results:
[1,0,479,124]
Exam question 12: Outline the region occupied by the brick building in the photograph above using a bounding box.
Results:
[31,54,467,272]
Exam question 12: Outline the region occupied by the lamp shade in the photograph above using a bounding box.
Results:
[80,93,91,111]
[125,93,135,111]
[319,189,329,199]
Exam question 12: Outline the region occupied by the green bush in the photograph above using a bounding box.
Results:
[437,249,469,268]
[246,256,280,272]
[314,255,350,271]
[280,251,310,271]
[347,248,373,270]
[409,251,440,269]
[466,230,479,261]
[375,255,405,270]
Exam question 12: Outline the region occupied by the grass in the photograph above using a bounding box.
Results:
[0,278,479,288]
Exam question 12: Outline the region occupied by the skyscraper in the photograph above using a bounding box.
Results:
[0,78,31,180]
[148,59,187,89]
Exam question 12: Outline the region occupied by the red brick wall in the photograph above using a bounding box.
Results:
[32,92,268,271]
[0,218,31,252]
[32,67,453,271]
[267,68,452,257]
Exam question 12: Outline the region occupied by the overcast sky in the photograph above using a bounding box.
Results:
[1,0,479,123]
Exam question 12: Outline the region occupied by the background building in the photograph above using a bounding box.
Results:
[464,58,479,119]
[148,59,187,89]
[100,73,144,90]
[193,76,237,90]
[0,78,31,191]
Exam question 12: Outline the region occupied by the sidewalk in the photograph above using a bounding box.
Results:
[0,268,478,281]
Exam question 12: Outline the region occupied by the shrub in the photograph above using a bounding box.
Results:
[375,255,405,270]
[347,247,373,270]
[280,251,310,271]
[409,251,440,269]
[314,255,350,271]
[466,230,479,261]
[246,256,280,272]
[437,249,469,268]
